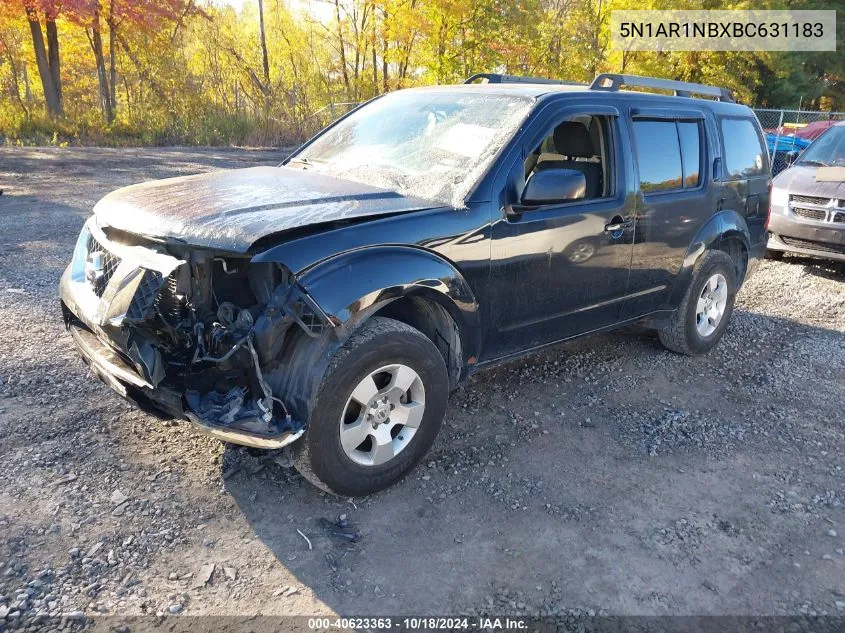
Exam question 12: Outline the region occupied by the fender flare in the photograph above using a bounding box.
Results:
[667,209,750,307]
[297,245,481,362]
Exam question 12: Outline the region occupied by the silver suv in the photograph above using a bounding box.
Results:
[768,121,845,262]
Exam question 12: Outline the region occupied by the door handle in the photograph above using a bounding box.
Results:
[605,218,634,233]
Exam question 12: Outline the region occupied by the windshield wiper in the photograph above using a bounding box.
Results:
[800,159,830,167]
[288,156,314,166]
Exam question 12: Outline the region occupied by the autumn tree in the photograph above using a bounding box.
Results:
[0,0,841,144]
[20,0,73,116]
[80,0,117,123]
[0,3,31,118]
[257,0,270,92]
[76,0,196,123]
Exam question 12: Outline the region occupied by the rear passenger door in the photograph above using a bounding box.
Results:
[622,108,717,317]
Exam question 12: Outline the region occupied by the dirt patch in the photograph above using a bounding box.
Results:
[1,147,845,620]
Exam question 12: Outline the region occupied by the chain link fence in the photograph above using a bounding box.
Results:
[753,108,845,175]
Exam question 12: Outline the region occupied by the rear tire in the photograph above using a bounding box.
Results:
[293,317,448,496]
[658,250,737,356]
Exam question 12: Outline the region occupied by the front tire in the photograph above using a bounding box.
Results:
[293,317,449,496]
[658,250,737,356]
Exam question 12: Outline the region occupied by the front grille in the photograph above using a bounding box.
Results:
[126,270,164,321]
[792,207,827,221]
[86,234,121,297]
[781,236,845,255]
[791,194,830,206]
[833,213,845,224]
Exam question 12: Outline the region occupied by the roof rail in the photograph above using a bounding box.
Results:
[589,73,735,103]
[464,73,582,86]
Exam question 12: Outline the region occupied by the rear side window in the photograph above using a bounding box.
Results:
[633,119,702,193]
[678,122,701,187]
[720,118,766,179]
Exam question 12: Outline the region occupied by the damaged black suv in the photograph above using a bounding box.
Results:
[61,74,770,496]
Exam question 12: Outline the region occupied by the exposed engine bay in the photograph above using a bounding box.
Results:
[60,219,334,448]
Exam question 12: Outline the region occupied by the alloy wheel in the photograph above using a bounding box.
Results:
[695,273,728,337]
[339,364,426,466]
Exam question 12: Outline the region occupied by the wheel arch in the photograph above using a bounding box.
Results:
[370,295,464,388]
[300,245,479,381]
[715,235,749,286]
[667,210,751,307]
[262,246,479,427]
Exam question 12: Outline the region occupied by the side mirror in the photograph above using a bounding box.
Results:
[522,168,586,206]
[785,150,800,166]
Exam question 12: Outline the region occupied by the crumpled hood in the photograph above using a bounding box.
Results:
[93,165,437,252]
[773,164,845,198]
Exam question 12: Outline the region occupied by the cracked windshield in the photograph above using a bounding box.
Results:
[291,90,534,206]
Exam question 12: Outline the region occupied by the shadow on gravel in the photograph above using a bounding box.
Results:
[222,311,845,615]
[794,257,845,281]
[769,252,845,281]
[0,194,86,242]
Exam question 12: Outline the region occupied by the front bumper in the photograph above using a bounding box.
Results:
[64,313,184,418]
[768,206,845,262]
[60,220,304,449]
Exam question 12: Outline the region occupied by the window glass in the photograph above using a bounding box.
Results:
[293,91,534,206]
[798,125,845,167]
[633,120,682,192]
[721,118,766,178]
[522,115,611,201]
[677,122,701,188]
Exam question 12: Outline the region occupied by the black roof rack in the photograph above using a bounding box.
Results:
[589,73,735,103]
[464,73,583,86]
[464,72,735,103]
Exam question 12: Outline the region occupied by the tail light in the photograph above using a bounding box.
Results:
[764,181,773,231]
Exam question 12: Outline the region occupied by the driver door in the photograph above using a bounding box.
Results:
[486,106,637,360]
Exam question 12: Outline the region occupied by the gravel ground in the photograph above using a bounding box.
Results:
[1,147,845,624]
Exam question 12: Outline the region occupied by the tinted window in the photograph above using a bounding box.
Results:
[678,121,701,187]
[721,118,765,178]
[633,120,682,192]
